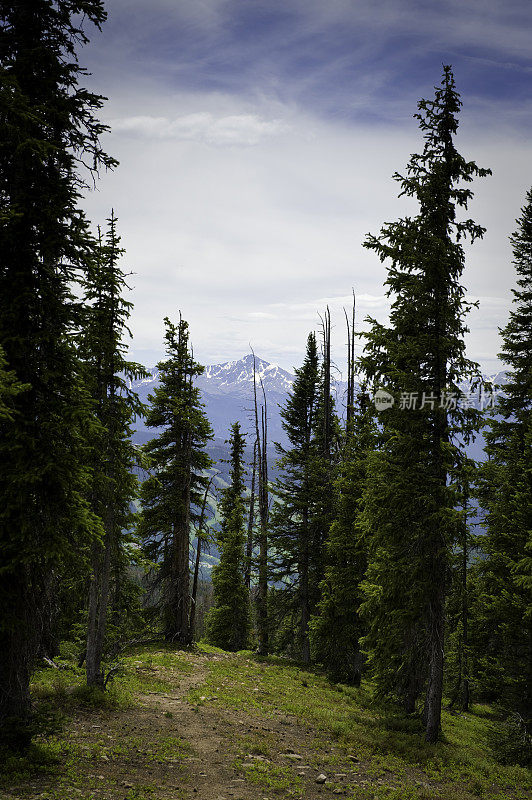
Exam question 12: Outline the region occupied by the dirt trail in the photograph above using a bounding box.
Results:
[2,651,354,800]
[136,651,335,799]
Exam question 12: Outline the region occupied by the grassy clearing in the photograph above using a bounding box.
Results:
[1,645,529,800]
[189,651,531,800]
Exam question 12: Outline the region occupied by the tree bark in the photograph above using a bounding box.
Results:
[0,570,34,749]
[252,351,269,657]
[245,440,257,590]
[86,511,113,688]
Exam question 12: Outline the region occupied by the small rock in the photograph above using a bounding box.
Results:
[348,755,359,763]
[121,782,133,788]
[283,753,303,761]
[316,774,327,784]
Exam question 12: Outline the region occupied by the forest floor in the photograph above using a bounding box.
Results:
[0,644,530,800]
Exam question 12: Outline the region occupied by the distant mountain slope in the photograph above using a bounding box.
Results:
[131,354,298,448]
[130,357,506,574]
[131,355,505,460]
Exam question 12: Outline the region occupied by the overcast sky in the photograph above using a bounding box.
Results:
[80,0,532,375]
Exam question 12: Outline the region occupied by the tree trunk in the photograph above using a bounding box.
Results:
[245,441,257,590]
[189,479,212,641]
[168,505,191,645]
[424,571,445,742]
[300,546,310,666]
[86,514,113,688]
[252,353,269,657]
[0,570,34,749]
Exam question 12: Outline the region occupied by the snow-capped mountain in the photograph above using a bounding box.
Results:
[198,354,294,397]
[131,354,297,447]
[130,354,506,454]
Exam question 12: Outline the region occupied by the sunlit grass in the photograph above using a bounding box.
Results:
[191,652,531,800]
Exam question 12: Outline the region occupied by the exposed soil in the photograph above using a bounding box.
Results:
[2,651,359,800]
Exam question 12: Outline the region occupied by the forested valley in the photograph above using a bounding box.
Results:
[0,3,530,800]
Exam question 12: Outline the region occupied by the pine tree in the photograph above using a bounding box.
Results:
[270,333,321,663]
[138,316,213,644]
[207,423,251,651]
[446,460,476,712]
[310,388,375,684]
[80,212,148,688]
[359,66,490,741]
[0,347,26,421]
[0,0,114,745]
[309,309,341,638]
[189,476,215,641]
[476,188,532,720]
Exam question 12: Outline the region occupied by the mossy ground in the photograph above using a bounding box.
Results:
[1,645,530,800]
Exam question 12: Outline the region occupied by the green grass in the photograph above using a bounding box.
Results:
[0,642,195,795]
[235,756,303,793]
[189,652,531,800]
[1,644,529,800]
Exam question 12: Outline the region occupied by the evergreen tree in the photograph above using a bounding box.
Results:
[310,388,375,684]
[476,188,532,721]
[80,212,148,688]
[207,423,251,651]
[359,66,490,741]
[138,315,213,644]
[0,347,26,421]
[309,309,341,635]
[270,333,321,663]
[0,0,114,745]
[446,460,477,712]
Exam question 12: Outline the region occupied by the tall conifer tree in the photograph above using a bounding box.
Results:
[310,388,375,684]
[80,213,148,688]
[138,316,213,644]
[476,188,532,719]
[0,0,114,744]
[359,66,490,741]
[270,333,321,663]
[207,423,251,651]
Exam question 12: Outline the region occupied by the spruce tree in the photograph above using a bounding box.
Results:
[0,347,26,421]
[207,423,251,651]
[476,188,532,720]
[446,460,476,712]
[309,309,341,635]
[138,315,213,644]
[270,333,321,663]
[359,66,490,741]
[80,212,148,688]
[310,388,375,684]
[0,0,114,744]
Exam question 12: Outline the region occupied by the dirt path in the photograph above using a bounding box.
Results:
[134,650,340,799]
[2,650,344,800]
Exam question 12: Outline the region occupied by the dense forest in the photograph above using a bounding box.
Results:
[0,0,530,790]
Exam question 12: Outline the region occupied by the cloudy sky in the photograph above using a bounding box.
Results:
[80,0,532,375]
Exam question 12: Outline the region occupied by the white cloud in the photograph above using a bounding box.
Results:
[77,0,531,374]
[81,87,524,372]
[111,112,288,146]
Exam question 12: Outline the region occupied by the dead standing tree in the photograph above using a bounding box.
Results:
[251,349,269,656]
